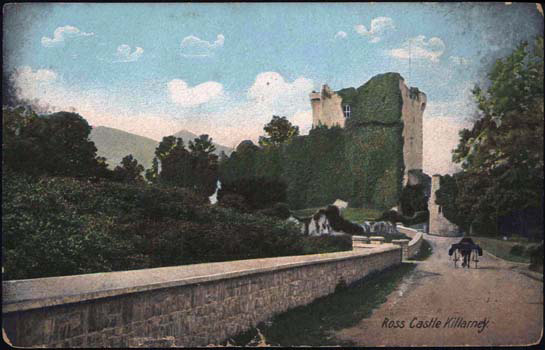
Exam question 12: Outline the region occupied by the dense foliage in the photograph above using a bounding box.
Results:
[218,177,288,210]
[112,154,145,183]
[2,108,109,178]
[436,37,544,237]
[220,73,408,211]
[220,122,404,210]
[341,72,403,127]
[146,135,219,197]
[258,115,299,147]
[2,173,350,280]
[399,184,428,217]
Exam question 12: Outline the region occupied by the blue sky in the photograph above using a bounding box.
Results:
[4,3,543,174]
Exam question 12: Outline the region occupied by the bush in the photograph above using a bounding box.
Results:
[529,242,544,272]
[217,193,251,213]
[509,244,527,256]
[218,177,287,210]
[257,202,291,220]
[2,173,349,280]
[299,235,352,254]
[400,184,428,217]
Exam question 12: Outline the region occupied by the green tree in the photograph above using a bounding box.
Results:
[2,109,107,178]
[443,36,544,236]
[188,134,216,155]
[113,154,145,183]
[152,135,219,196]
[145,157,159,183]
[258,115,299,147]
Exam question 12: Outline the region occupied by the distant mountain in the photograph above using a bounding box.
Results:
[90,126,159,169]
[90,126,233,170]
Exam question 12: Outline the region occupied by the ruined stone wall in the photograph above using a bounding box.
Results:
[3,247,401,348]
[428,175,461,236]
[310,85,345,128]
[399,80,426,185]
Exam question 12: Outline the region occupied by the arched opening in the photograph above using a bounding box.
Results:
[421,102,426,111]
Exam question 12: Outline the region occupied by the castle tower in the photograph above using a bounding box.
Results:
[310,90,322,127]
[309,84,345,128]
[428,175,461,236]
[399,80,426,185]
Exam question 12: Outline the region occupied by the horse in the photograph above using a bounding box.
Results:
[448,237,483,268]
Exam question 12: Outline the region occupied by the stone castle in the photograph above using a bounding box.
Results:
[309,76,458,236]
[309,76,427,185]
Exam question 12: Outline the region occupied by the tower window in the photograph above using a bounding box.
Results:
[343,104,351,118]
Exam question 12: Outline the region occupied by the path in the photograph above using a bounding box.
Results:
[334,233,543,346]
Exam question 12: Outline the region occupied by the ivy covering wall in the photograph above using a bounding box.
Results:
[219,73,406,211]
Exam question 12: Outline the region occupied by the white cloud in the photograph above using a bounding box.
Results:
[449,56,470,65]
[290,110,313,135]
[335,31,347,39]
[247,72,313,106]
[181,72,314,147]
[180,34,224,57]
[114,44,144,62]
[12,66,315,148]
[13,66,57,82]
[354,17,395,43]
[168,79,224,107]
[12,66,58,102]
[424,116,471,175]
[388,35,445,62]
[41,25,94,47]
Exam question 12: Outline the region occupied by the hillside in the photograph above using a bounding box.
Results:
[90,126,158,169]
[90,126,233,170]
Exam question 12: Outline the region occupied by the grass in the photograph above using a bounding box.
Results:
[223,263,416,347]
[471,236,539,264]
[408,239,433,261]
[291,207,383,223]
[342,207,383,223]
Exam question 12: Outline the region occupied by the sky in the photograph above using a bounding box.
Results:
[3,3,543,175]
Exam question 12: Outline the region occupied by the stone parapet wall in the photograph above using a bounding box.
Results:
[3,246,401,347]
[396,226,424,259]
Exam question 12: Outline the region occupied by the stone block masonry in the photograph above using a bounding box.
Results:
[396,226,425,259]
[3,245,401,347]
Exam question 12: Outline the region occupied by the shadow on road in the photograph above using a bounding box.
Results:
[412,270,442,279]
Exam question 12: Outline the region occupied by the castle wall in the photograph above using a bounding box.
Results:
[399,80,426,185]
[428,175,461,236]
[3,246,401,347]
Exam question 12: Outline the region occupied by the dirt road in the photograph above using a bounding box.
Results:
[335,234,543,346]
